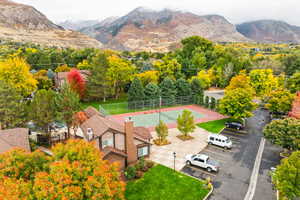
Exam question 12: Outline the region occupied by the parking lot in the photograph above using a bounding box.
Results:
[181,109,279,200]
[181,127,259,200]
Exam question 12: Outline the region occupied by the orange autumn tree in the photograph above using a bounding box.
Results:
[67,69,86,99]
[0,140,125,200]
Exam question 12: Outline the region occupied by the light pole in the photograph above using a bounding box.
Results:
[173,152,176,171]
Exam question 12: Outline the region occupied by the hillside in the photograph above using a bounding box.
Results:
[0,0,102,48]
[58,20,100,31]
[80,7,249,52]
[236,20,300,43]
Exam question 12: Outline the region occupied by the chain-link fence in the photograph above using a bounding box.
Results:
[99,95,210,116]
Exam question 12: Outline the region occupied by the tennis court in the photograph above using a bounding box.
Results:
[109,105,226,130]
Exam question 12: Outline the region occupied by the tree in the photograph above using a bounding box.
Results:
[190,70,212,90]
[225,73,254,95]
[177,110,196,138]
[249,69,279,96]
[205,96,210,108]
[0,57,37,96]
[33,70,53,90]
[159,77,177,105]
[265,89,295,114]
[29,89,58,134]
[135,70,159,86]
[55,64,71,72]
[144,83,160,100]
[287,72,300,93]
[107,55,136,99]
[86,53,111,101]
[67,69,86,99]
[272,151,300,199]
[155,120,169,144]
[281,53,300,76]
[175,78,192,97]
[210,97,216,110]
[190,78,204,105]
[128,77,145,102]
[0,140,125,200]
[0,80,27,129]
[153,58,182,81]
[263,118,300,151]
[218,88,257,119]
[56,84,81,138]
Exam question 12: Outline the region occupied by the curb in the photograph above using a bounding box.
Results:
[180,171,214,200]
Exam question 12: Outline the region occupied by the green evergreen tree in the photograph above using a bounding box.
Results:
[205,96,210,108]
[128,77,145,102]
[159,77,177,105]
[210,97,216,110]
[191,78,204,104]
[175,78,192,97]
[29,89,58,134]
[86,53,110,101]
[0,81,27,129]
[144,83,160,100]
[56,84,81,138]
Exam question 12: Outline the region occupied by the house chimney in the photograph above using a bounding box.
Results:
[125,117,137,165]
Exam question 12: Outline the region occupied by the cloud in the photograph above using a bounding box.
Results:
[15,0,300,26]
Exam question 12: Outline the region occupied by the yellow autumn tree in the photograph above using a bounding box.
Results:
[136,70,159,86]
[0,57,37,96]
[55,64,71,72]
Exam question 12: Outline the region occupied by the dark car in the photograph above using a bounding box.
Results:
[225,121,244,130]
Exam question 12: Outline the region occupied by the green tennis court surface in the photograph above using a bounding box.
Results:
[128,109,205,127]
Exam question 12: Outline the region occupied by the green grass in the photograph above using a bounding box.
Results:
[197,118,234,133]
[125,165,209,200]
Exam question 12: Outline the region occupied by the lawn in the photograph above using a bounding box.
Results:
[197,118,233,133]
[125,165,209,200]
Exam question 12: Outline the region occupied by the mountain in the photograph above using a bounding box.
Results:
[58,20,100,31]
[0,0,102,48]
[236,20,300,43]
[80,7,249,52]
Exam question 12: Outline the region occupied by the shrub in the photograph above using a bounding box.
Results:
[210,97,216,110]
[135,157,146,171]
[205,96,210,108]
[146,160,155,169]
[135,171,144,179]
[125,166,136,180]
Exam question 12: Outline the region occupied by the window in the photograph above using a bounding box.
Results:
[102,138,113,148]
[210,137,214,141]
[138,146,149,157]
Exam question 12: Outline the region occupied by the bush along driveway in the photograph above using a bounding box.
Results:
[125,164,210,200]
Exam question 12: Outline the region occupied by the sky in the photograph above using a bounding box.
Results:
[15,0,300,26]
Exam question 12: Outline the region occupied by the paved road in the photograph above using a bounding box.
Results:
[253,140,282,200]
[182,108,279,200]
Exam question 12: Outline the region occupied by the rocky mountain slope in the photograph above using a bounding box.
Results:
[80,7,249,52]
[58,20,100,31]
[236,20,300,43]
[0,0,102,48]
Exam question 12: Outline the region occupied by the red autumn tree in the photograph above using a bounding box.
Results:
[289,92,300,119]
[67,69,86,99]
[0,140,125,200]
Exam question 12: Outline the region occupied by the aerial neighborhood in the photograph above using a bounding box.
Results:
[0,0,299,200]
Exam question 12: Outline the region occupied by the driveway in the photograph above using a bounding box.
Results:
[150,127,209,170]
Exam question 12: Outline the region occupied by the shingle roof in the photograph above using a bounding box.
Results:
[0,128,31,153]
[102,146,127,158]
[80,107,151,142]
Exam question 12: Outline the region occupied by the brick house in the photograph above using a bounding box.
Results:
[71,107,152,169]
[54,70,90,88]
[0,128,31,153]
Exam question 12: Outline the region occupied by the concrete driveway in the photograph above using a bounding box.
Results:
[150,127,209,171]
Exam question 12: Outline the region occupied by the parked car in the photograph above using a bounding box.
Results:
[207,134,232,149]
[185,154,220,172]
[225,121,244,130]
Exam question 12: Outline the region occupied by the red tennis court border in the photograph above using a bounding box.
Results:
[108,105,227,131]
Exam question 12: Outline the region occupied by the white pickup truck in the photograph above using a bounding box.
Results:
[185,154,220,172]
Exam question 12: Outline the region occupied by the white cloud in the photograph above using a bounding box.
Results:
[15,0,300,26]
